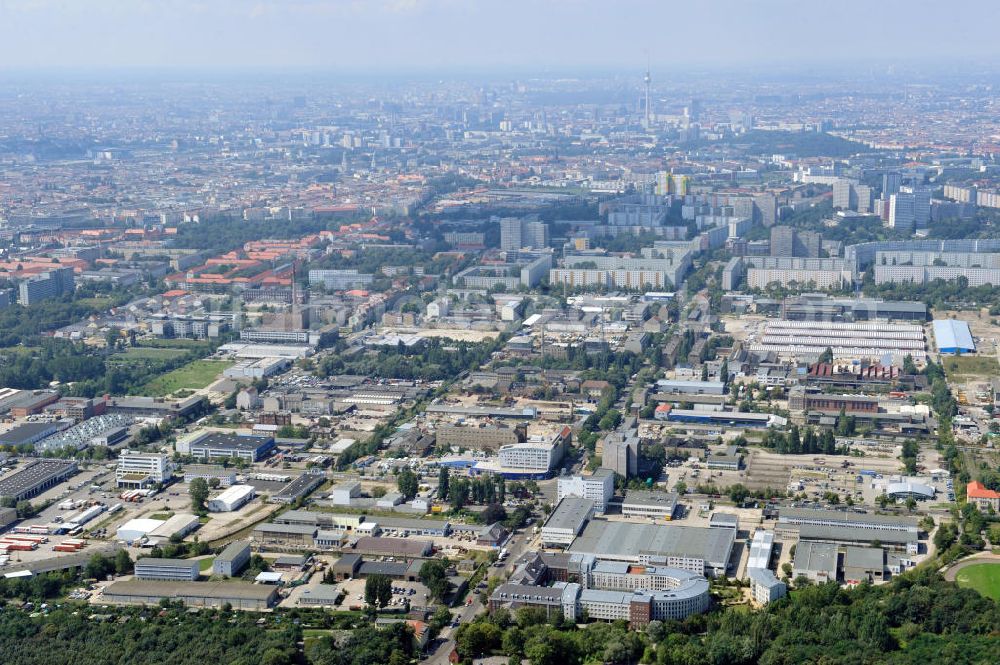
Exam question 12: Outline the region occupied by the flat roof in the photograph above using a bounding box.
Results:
[932,319,975,352]
[543,498,594,532]
[568,520,735,568]
[843,546,885,570]
[622,490,679,508]
[0,459,76,498]
[0,422,59,445]
[135,557,200,569]
[369,516,450,531]
[793,541,838,576]
[103,580,276,601]
[798,523,916,545]
[779,507,918,531]
[191,432,274,451]
[254,522,317,535]
[217,540,251,562]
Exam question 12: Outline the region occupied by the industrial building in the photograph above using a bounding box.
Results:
[134,557,201,581]
[776,507,919,535]
[568,520,735,577]
[792,541,839,583]
[932,319,975,354]
[207,485,256,512]
[177,431,276,462]
[252,523,317,549]
[746,530,776,571]
[0,422,64,448]
[0,459,78,502]
[101,580,278,611]
[182,465,237,488]
[541,498,595,547]
[213,540,252,577]
[621,490,679,520]
[750,320,927,361]
[271,473,324,504]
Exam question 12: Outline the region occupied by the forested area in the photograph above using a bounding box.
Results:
[452,568,999,665]
[317,337,506,382]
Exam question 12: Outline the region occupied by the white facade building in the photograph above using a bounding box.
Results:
[116,451,174,489]
[557,470,615,513]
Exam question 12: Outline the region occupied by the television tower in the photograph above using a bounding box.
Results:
[643,60,652,129]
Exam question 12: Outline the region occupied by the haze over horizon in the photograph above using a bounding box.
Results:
[1,0,998,74]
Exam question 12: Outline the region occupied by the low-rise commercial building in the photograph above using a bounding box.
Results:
[208,485,256,512]
[101,580,278,611]
[134,557,200,581]
[0,459,77,502]
[541,498,595,547]
[213,540,252,577]
[621,490,679,521]
[177,431,276,462]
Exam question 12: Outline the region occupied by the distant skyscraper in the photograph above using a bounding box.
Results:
[770,226,796,257]
[883,171,902,197]
[832,179,855,209]
[753,194,778,227]
[643,65,652,128]
[888,192,915,233]
[854,184,873,214]
[500,216,549,251]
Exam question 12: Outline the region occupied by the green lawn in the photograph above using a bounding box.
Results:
[140,359,233,396]
[198,557,216,573]
[955,563,1000,601]
[111,347,190,364]
[942,355,1000,378]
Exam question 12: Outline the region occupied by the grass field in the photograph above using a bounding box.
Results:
[955,562,1000,601]
[136,338,217,350]
[111,347,190,364]
[140,359,233,396]
[942,355,1000,377]
[198,557,216,573]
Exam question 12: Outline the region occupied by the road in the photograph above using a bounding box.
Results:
[421,526,535,664]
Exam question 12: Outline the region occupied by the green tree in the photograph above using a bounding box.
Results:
[439,466,450,499]
[397,469,419,501]
[419,560,451,602]
[189,477,210,513]
[365,574,392,610]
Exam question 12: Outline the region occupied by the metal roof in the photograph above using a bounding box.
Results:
[932,319,975,352]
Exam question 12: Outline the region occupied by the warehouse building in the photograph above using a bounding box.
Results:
[363,517,450,537]
[101,580,278,611]
[568,520,735,577]
[183,465,238,488]
[134,557,200,581]
[792,541,839,583]
[843,546,885,584]
[541,498,595,547]
[0,459,77,502]
[796,524,919,554]
[213,540,251,577]
[777,507,919,535]
[352,536,433,558]
[750,320,927,361]
[298,584,344,607]
[146,514,200,545]
[252,523,317,549]
[208,485,256,512]
[932,319,975,355]
[271,473,324,504]
[746,530,776,571]
[0,422,63,448]
[621,490,679,520]
[177,431,276,462]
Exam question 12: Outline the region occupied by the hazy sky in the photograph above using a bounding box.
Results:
[1,0,997,73]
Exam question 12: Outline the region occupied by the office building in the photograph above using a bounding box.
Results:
[557,469,616,513]
[134,557,200,581]
[213,540,252,577]
[497,437,564,473]
[748,567,786,604]
[882,171,902,197]
[116,451,175,489]
[621,490,679,520]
